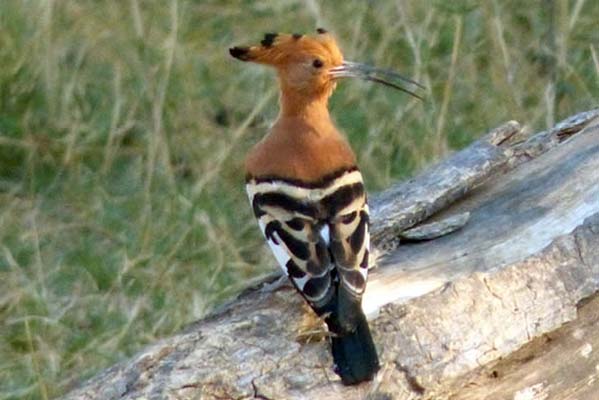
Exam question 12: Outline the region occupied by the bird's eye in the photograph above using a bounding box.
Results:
[312,59,324,68]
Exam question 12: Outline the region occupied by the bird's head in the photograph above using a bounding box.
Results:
[230,29,423,101]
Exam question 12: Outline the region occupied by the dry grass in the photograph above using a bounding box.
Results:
[0,1,597,398]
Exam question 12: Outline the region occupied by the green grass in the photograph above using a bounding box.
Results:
[0,1,597,398]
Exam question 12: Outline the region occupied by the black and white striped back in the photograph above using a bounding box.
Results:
[246,167,370,314]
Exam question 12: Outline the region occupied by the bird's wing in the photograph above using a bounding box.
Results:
[247,181,336,311]
[320,174,370,334]
[246,169,370,316]
[328,191,370,297]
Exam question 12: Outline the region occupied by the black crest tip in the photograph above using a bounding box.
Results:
[261,33,278,47]
[229,46,250,61]
[316,28,328,34]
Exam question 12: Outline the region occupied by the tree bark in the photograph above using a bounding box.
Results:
[63,109,599,400]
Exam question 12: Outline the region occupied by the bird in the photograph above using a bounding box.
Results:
[230,29,422,385]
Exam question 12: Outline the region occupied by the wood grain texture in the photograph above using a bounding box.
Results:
[62,110,599,400]
[364,117,599,313]
[444,293,599,400]
[370,108,599,250]
[369,120,522,249]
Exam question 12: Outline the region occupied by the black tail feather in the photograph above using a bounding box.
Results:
[330,310,380,385]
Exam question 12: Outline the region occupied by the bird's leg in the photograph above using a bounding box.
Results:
[258,273,291,293]
[295,303,330,343]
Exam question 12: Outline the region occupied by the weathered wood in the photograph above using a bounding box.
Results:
[369,210,599,399]
[370,120,523,249]
[398,211,470,241]
[62,110,599,400]
[370,108,599,250]
[364,114,599,314]
[443,292,599,400]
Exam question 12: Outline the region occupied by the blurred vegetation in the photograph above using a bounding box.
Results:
[0,0,596,398]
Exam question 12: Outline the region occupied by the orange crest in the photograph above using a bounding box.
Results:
[230,29,345,96]
[230,29,343,68]
[230,29,424,101]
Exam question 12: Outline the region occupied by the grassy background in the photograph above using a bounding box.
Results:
[0,0,597,398]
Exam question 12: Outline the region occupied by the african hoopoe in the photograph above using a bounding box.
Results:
[230,29,422,385]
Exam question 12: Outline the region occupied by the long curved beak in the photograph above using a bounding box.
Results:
[329,61,424,100]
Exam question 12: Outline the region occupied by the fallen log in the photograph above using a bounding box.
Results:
[63,109,599,400]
